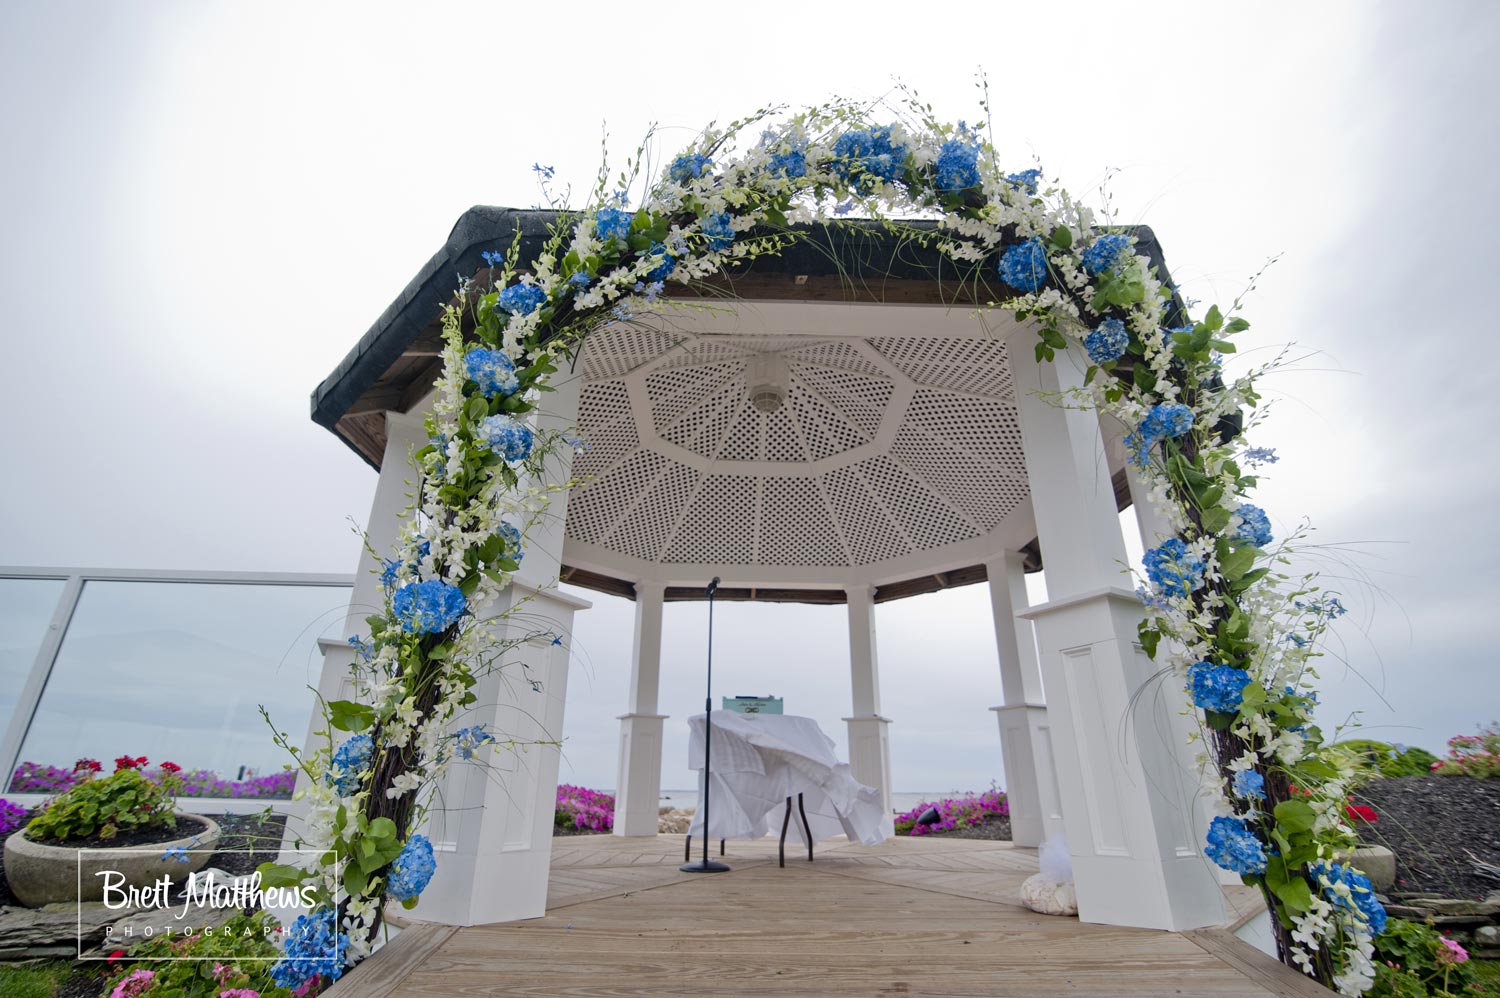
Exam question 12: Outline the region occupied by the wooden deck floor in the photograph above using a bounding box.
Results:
[334,833,1327,998]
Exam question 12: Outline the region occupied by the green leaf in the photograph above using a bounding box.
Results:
[1273,799,1318,834]
[369,817,397,840]
[1050,226,1073,249]
[255,862,308,889]
[1138,621,1161,659]
[1273,877,1313,914]
[1218,544,1259,581]
[1040,327,1066,350]
[1201,507,1232,534]
[328,700,375,733]
[1225,316,1250,334]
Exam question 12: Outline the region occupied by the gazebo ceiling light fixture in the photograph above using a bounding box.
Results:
[746,352,789,413]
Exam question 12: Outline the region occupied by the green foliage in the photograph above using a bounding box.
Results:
[0,959,76,998]
[1433,723,1500,778]
[1329,739,1441,782]
[24,768,176,842]
[100,910,295,998]
[1368,917,1481,997]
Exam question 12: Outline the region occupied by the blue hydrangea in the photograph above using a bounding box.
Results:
[496,283,546,316]
[1232,769,1266,801]
[1142,402,1194,441]
[477,414,533,462]
[1143,537,1206,596]
[768,145,807,178]
[270,907,348,989]
[464,348,519,397]
[701,212,734,251]
[392,579,467,635]
[498,521,524,565]
[1085,317,1130,364]
[644,241,676,281]
[1125,430,1153,468]
[452,725,494,760]
[1314,861,1388,935]
[567,271,592,292]
[1204,816,1267,875]
[1189,661,1251,714]
[1232,504,1273,547]
[1081,233,1134,275]
[386,834,437,902]
[831,125,907,192]
[998,238,1049,292]
[329,733,373,796]
[594,206,633,243]
[933,138,981,191]
[668,153,712,183]
[1006,169,1042,195]
[1242,446,1279,466]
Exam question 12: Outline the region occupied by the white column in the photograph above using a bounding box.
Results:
[842,584,894,838]
[614,580,667,836]
[411,368,591,925]
[1122,454,1240,887]
[279,411,428,863]
[985,552,1063,848]
[1008,336,1224,931]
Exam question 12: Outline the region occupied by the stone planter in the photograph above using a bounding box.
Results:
[3,814,221,907]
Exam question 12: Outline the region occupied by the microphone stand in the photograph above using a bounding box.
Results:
[681,576,729,873]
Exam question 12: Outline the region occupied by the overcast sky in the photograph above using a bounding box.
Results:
[2,2,1496,796]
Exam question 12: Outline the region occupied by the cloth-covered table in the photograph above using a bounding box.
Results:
[686,711,887,847]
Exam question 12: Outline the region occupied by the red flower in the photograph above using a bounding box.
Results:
[114,755,148,772]
[106,949,125,965]
[160,761,181,774]
[1346,803,1378,823]
[74,758,102,773]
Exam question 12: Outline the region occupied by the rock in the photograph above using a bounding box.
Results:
[658,808,694,835]
[1333,845,1396,892]
[1384,904,1433,919]
[1475,925,1500,948]
[0,900,141,950]
[83,901,240,958]
[1420,899,1500,916]
[1020,873,1077,916]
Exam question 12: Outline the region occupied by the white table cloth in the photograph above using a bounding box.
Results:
[686,711,887,847]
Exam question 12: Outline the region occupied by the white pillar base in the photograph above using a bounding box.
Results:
[613,713,667,837]
[1018,588,1225,931]
[989,703,1064,848]
[411,585,590,926]
[843,715,895,838]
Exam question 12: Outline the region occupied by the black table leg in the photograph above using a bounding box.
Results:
[797,792,813,862]
[779,796,792,868]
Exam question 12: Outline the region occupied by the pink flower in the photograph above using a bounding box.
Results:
[219,990,262,998]
[111,969,157,998]
[1437,936,1469,964]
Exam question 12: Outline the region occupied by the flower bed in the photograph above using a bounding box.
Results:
[8,760,296,799]
[894,789,1009,836]
[554,784,614,833]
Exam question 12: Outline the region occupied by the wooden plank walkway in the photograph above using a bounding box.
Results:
[334,834,1327,998]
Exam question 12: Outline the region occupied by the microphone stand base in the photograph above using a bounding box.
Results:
[679,859,731,873]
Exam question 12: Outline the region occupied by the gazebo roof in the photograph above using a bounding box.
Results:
[313,208,1161,603]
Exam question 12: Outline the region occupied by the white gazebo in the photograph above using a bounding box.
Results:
[304,208,1227,933]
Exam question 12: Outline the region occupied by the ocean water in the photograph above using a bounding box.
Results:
[657,790,952,814]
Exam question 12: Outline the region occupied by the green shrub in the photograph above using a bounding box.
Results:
[100,909,295,998]
[25,768,176,842]
[1327,740,1442,782]
[1432,723,1500,778]
[1368,917,1481,997]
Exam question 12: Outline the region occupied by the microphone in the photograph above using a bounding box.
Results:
[706,577,720,596]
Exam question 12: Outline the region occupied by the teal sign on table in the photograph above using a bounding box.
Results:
[723,696,783,715]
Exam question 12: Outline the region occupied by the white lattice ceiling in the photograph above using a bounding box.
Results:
[563,302,1037,587]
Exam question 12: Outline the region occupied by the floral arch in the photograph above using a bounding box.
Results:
[266,94,1378,995]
